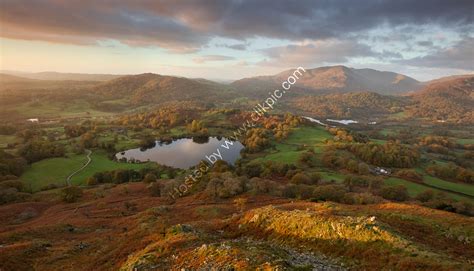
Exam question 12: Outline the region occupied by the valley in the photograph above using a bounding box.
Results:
[0,67,473,270]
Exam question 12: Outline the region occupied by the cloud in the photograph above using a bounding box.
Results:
[398,37,474,70]
[0,1,209,52]
[259,40,376,67]
[0,0,472,52]
[417,41,434,47]
[193,55,235,64]
[222,43,248,51]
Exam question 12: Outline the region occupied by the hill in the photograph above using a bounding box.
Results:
[232,65,421,97]
[0,73,39,83]
[0,73,98,93]
[290,91,410,118]
[93,73,236,105]
[0,183,472,270]
[409,75,474,123]
[0,71,122,81]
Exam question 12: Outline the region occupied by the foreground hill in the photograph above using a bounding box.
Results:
[0,183,472,270]
[232,66,421,97]
[93,73,236,105]
[409,75,474,123]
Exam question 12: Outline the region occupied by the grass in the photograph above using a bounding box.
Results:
[0,135,17,148]
[285,126,332,145]
[256,126,332,163]
[69,151,151,185]
[371,139,387,145]
[239,204,470,270]
[21,150,151,190]
[379,127,399,136]
[455,138,474,145]
[319,171,346,183]
[384,177,427,197]
[257,144,303,163]
[385,177,474,203]
[423,175,474,197]
[388,111,407,120]
[21,154,86,191]
[10,100,112,119]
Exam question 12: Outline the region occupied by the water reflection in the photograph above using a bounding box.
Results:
[116,137,244,169]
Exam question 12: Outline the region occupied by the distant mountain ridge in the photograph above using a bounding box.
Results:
[232,65,421,96]
[0,71,123,81]
[409,75,474,123]
[0,73,38,83]
[93,73,235,105]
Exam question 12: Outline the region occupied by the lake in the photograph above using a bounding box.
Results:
[116,137,244,169]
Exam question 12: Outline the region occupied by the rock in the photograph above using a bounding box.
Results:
[198,244,208,254]
[250,214,260,223]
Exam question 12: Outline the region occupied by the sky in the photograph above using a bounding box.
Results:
[0,0,473,81]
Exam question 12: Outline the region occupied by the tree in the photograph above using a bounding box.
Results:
[61,186,83,203]
[291,173,313,185]
[143,173,158,183]
[312,185,347,202]
[380,185,409,201]
[298,151,313,166]
[358,163,370,175]
[416,190,434,202]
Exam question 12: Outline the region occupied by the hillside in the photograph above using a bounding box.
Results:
[0,73,39,83]
[93,73,236,105]
[0,183,472,270]
[232,66,421,97]
[0,73,100,94]
[1,71,122,82]
[409,75,474,123]
[290,91,410,118]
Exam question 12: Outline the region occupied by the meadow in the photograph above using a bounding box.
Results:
[21,151,152,190]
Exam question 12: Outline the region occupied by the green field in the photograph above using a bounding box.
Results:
[0,135,17,148]
[9,100,113,119]
[455,138,474,145]
[257,143,303,163]
[319,171,345,183]
[379,127,399,136]
[21,151,151,191]
[385,177,473,203]
[371,139,387,145]
[69,151,151,185]
[21,154,86,191]
[423,175,474,197]
[388,111,407,120]
[385,177,427,196]
[256,126,332,163]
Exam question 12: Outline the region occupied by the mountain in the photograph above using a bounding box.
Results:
[232,65,421,96]
[290,91,410,118]
[0,73,98,92]
[93,73,235,105]
[424,74,474,85]
[409,75,474,123]
[0,73,38,83]
[0,71,122,81]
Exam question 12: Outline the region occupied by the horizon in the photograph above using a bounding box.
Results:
[1,1,473,81]
[3,64,474,83]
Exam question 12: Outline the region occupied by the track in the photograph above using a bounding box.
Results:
[65,149,92,185]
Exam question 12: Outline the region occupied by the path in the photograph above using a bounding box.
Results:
[66,149,92,185]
